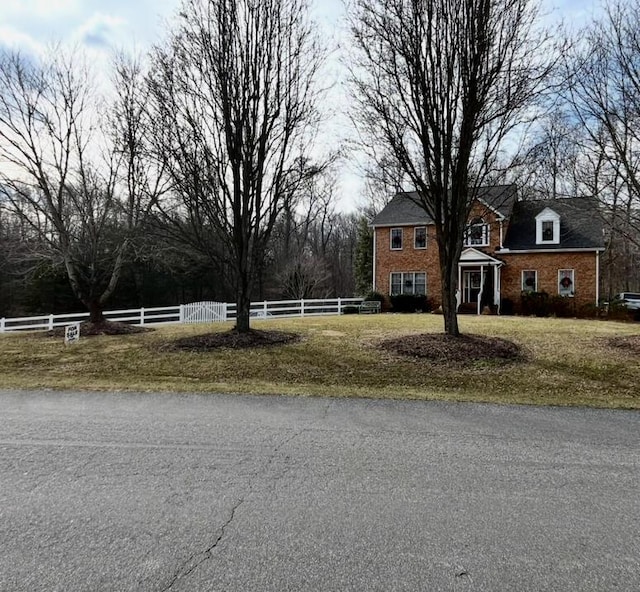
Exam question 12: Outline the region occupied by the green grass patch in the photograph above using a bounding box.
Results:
[1,315,639,409]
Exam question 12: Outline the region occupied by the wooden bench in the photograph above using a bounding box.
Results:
[358,300,381,314]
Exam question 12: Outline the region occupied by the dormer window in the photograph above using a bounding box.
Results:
[535,207,560,245]
[464,217,490,247]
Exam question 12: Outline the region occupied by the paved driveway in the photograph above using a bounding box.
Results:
[1,389,638,591]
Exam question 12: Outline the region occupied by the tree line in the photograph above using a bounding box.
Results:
[1,0,640,335]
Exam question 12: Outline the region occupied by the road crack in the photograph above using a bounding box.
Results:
[160,498,244,591]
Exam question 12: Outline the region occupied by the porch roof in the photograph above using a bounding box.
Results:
[459,247,503,265]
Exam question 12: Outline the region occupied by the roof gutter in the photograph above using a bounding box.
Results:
[498,247,605,254]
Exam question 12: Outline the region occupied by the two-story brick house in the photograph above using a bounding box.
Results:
[371,185,606,313]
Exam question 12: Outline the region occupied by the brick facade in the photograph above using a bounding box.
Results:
[500,251,599,308]
[374,199,601,311]
[375,225,441,299]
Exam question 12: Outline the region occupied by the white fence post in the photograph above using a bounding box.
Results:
[337,297,342,315]
[140,308,145,326]
[0,318,4,332]
[301,299,305,318]
[179,304,185,324]
[48,314,54,330]
[263,300,268,317]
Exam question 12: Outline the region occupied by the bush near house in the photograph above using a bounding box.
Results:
[520,291,585,318]
[500,297,515,316]
[607,302,640,322]
[390,294,431,313]
[520,291,550,317]
[518,293,637,321]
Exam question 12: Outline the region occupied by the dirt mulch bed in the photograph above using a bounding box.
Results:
[164,328,302,352]
[607,335,640,355]
[379,333,524,365]
[46,320,153,338]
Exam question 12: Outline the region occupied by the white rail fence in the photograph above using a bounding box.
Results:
[0,298,364,333]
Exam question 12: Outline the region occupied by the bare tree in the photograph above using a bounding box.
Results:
[278,255,333,300]
[110,54,170,303]
[0,49,163,323]
[0,49,121,322]
[564,0,640,245]
[515,110,584,200]
[348,0,558,335]
[359,152,410,217]
[148,0,325,333]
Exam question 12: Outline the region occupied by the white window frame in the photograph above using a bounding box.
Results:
[390,272,427,296]
[558,269,575,297]
[535,208,560,245]
[464,218,490,247]
[390,272,402,295]
[390,228,403,250]
[414,226,427,249]
[521,270,538,292]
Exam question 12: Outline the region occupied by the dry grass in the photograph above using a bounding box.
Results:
[1,314,639,408]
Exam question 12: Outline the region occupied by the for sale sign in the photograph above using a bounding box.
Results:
[64,323,80,345]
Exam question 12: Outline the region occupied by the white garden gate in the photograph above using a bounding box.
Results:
[182,301,228,323]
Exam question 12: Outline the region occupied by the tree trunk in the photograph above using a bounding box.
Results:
[235,259,252,333]
[86,299,105,324]
[440,263,460,337]
[235,290,251,333]
[436,220,462,337]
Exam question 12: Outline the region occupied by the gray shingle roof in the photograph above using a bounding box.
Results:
[370,193,432,226]
[371,184,517,226]
[503,198,605,250]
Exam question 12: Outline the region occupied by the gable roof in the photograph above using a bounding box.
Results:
[459,247,503,265]
[371,184,518,227]
[503,198,605,251]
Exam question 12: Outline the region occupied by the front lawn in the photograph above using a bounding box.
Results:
[0,314,638,408]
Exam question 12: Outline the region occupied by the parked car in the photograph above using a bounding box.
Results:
[249,310,273,318]
[611,292,640,310]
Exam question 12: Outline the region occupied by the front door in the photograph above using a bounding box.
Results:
[463,270,482,304]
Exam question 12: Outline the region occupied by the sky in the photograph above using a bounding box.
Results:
[0,0,603,211]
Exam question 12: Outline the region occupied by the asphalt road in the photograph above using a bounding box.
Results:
[0,389,638,592]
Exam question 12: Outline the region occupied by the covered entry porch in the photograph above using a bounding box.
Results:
[456,248,503,315]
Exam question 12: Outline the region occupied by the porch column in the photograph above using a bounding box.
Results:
[495,265,502,313]
[478,265,485,315]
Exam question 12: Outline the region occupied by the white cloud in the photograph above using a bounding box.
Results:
[0,25,45,55]
[74,13,127,49]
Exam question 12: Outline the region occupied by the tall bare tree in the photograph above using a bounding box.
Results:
[564,0,640,246]
[110,54,170,303]
[148,0,325,333]
[0,49,163,323]
[348,0,558,335]
[0,49,121,322]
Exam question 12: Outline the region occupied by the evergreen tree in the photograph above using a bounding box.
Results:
[354,216,373,296]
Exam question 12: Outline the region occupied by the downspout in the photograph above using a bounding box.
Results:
[457,264,462,312]
[478,265,485,315]
[496,264,502,314]
[372,227,377,292]
[595,250,600,306]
